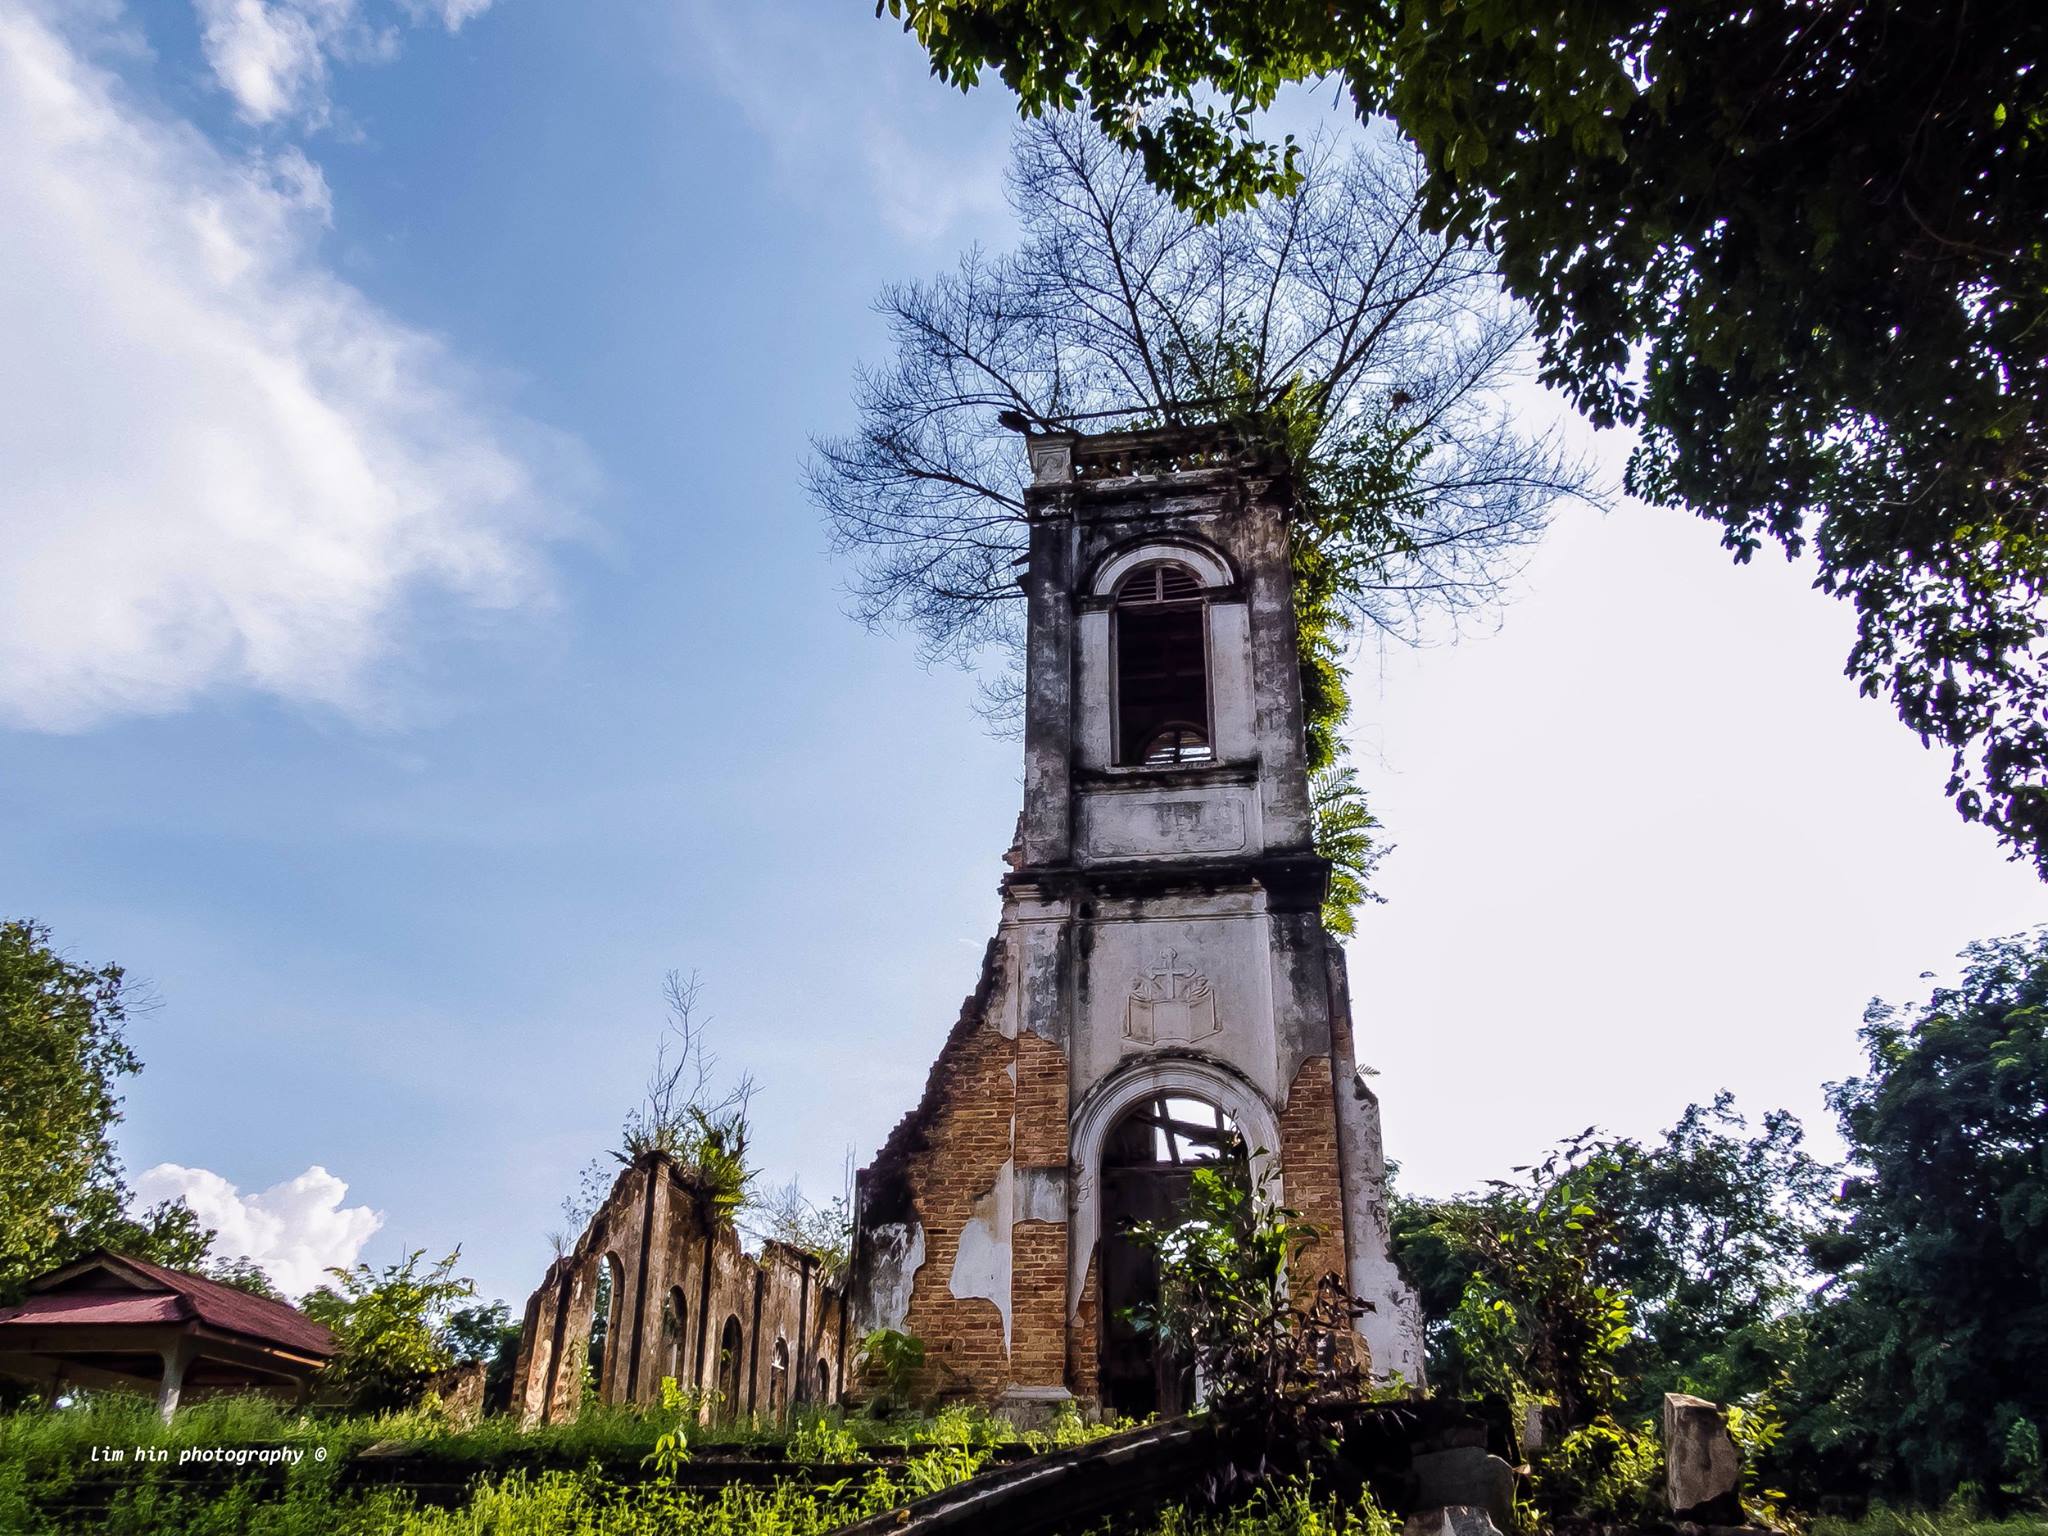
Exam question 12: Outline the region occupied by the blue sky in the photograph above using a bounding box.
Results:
[3,0,2041,1309]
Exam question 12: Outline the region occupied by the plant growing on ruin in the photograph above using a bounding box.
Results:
[1310,768,1387,939]
[857,1328,927,1416]
[620,970,757,1227]
[812,116,1593,932]
[1127,1152,1373,1483]
[746,1177,854,1284]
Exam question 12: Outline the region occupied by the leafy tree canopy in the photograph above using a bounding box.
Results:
[1394,1097,1833,1426]
[884,0,2048,874]
[0,919,216,1299]
[1810,930,2048,1503]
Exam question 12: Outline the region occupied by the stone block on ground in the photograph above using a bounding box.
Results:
[1664,1392,1743,1523]
[1403,1506,1504,1536]
[1412,1447,1516,1529]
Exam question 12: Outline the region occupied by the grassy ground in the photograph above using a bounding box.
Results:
[1814,1508,2048,1536]
[0,1392,1105,1535]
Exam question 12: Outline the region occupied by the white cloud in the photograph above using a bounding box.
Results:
[133,1163,384,1298]
[674,0,1012,244]
[192,0,486,128]
[0,4,570,732]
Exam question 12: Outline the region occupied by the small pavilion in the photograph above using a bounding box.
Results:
[0,1252,336,1418]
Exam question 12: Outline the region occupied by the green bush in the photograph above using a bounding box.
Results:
[1527,1417,1661,1524]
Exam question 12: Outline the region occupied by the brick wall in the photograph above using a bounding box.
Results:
[1278,1055,1350,1308]
[891,1000,1018,1401]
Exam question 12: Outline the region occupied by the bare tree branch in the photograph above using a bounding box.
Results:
[810,114,1601,726]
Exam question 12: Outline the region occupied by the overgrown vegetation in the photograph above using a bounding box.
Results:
[881,0,2048,878]
[0,1393,1109,1536]
[300,1250,486,1414]
[1127,1151,1382,1495]
[1390,927,2048,1521]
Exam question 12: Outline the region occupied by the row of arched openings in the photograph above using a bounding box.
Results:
[586,1269,830,1419]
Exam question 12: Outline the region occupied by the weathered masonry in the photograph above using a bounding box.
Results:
[510,1152,845,1424]
[849,424,1424,1420]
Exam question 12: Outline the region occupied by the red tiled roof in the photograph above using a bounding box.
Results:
[0,1293,185,1327]
[0,1252,336,1359]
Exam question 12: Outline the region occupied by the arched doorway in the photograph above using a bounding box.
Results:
[716,1315,745,1417]
[1097,1092,1240,1419]
[662,1286,688,1387]
[587,1254,622,1401]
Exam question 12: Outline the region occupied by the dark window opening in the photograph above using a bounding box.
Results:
[768,1337,789,1417]
[662,1286,688,1385]
[716,1315,745,1418]
[1115,564,1211,766]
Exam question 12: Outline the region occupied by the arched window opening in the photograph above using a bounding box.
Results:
[1104,1094,1239,1168]
[716,1315,745,1418]
[815,1356,832,1402]
[768,1337,790,1417]
[661,1286,688,1386]
[1098,1093,1244,1420]
[587,1254,622,1400]
[1114,563,1212,766]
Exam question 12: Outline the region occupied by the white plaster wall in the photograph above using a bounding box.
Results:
[949,1158,1015,1353]
[1072,911,1281,1105]
[1076,610,1112,769]
[1332,1067,1428,1384]
[1076,784,1258,863]
[1207,602,1255,761]
[857,1223,926,1335]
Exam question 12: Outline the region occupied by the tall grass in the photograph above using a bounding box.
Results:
[1814,1507,2048,1536]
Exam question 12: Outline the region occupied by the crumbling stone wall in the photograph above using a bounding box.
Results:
[509,1152,845,1426]
[851,939,1069,1405]
[1276,1055,1351,1310]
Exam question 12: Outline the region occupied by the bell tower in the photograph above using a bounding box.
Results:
[851,424,1422,1418]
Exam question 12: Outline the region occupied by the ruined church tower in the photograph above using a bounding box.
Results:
[851,424,1423,1418]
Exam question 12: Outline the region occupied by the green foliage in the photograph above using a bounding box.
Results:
[882,0,2048,874]
[856,1328,926,1415]
[207,1255,286,1301]
[1395,1095,1835,1435]
[1794,932,2048,1504]
[1813,1507,2048,1536]
[1126,1152,1372,1478]
[1595,1093,1835,1414]
[1141,1481,1399,1536]
[300,1250,478,1413]
[786,1411,862,1465]
[1415,1135,1634,1430]
[0,918,220,1299]
[1527,1418,1661,1525]
[0,1394,1063,1535]
[1309,767,1386,937]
